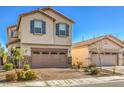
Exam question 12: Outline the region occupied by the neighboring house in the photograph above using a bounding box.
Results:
[72,35,124,67]
[7,7,74,68]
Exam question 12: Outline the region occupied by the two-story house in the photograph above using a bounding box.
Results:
[7,7,74,68]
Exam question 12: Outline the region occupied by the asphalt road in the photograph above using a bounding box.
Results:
[72,81,124,87]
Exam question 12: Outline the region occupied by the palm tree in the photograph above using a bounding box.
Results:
[0,45,4,57]
[2,52,8,64]
[12,48,24,73]
[0,45,8,65]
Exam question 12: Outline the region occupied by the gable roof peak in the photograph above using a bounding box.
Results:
[41,7,75,23]
[73,34,124,48]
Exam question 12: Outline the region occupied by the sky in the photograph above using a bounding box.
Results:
[1,6,124,48]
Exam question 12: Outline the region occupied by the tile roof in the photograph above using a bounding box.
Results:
[73,34,124,48]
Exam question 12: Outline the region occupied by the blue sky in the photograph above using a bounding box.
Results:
[1,6,124,47]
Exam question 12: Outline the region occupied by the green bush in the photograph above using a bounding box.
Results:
[17,70,36,80]
[23,64,30,71]
[25,70,36,80]
[6,72,18,81]
[4,63,13,71]
[84,63,99,75]
[89,67,99,75]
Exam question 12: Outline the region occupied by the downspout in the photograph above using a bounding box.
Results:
[53,21,55,44]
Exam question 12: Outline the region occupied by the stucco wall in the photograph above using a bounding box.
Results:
[21,43,71,57]
[43,9,73,45]
[72,46,90,67]
[19,12,54,44]
[89,38,122,50]
[8,26,18,43]
[19,11,72,46]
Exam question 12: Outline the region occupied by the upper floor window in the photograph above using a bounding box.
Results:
[56,23,69,36]
[59,24,66,36]
[30,20,46,34]
[34,20,42,34]
[11,30,17,37]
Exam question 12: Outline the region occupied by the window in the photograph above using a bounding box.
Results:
[42,52,49,54]
[59,52,66,55]
[59,23,66,36]
[112,53,117,55]
[105,52,110,55]
[11,30,17,37]
[33,52,40,54]
[92,52,97,54]
[51,52,57,55]
[34,20,42,34]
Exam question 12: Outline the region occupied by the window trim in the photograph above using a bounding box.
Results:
[34,20,43,34]
[11,30,17,37]
[58,23,67,36]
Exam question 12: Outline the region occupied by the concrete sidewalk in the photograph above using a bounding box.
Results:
[1,75,124,87]
[102,66,124,74]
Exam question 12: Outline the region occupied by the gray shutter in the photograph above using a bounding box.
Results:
[30,20,34,33]
[56,23,59,35]
[66,24,69,36]
[42,21,46,34]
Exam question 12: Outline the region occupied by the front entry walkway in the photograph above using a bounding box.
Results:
[1,75,124,87]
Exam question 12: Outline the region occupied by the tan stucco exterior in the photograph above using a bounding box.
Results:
[89,38,122,50]
[18,10,73,57]
[72,46,90,67]
[7,8,74,68]
[72,37,124,67]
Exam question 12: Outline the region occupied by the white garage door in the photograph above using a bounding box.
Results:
[91,53,118,66]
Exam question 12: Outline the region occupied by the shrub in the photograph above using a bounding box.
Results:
[6,72,18,81]
[17,70,26,80]
[72,61,83,69]
[84,67,91,72]
[88,63,97,68]
[17,70,36,80]
[4,63,13,71]
[25,70,36,80]
[23,64,30,71]
[84,63,99,75]
[89,67,99,75]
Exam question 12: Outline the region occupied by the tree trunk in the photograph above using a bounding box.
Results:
[98,52,102,71]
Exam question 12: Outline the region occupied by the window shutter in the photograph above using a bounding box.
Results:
[42,21,46,34]
[56,23,59,35]
[30,20,34,33]
[66,24,69,36]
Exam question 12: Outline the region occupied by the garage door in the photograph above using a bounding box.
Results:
[31,48,68,68]
[91,53,118,66]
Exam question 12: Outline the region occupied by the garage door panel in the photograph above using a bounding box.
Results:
[31,49,68,68]
[91,54,117,66]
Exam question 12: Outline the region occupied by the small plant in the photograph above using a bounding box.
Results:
[6,72,18,81]
[23,64,30,71]
[89,67,99,75]
[4,63,13,71]
[89,63,97,68]
[84,63,99,75]
[17,70,36,80]
[25,70,36,80]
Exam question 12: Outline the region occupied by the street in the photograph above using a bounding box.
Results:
[72,81,124,87]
